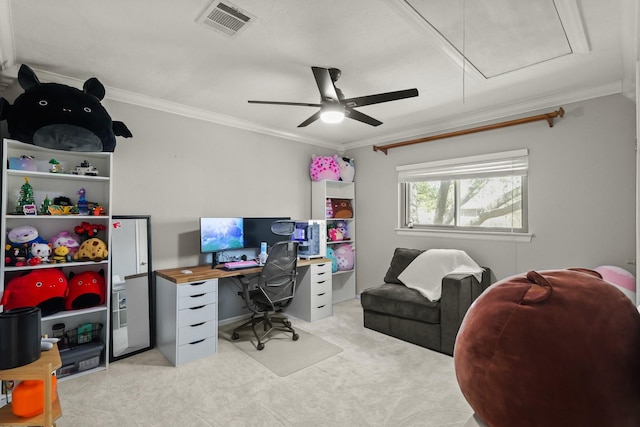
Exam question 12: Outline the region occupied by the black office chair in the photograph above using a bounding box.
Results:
[231,240,300,350]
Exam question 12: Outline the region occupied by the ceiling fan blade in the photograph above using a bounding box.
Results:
[343,88,418,108]
[345,108,382,127]
[298,111,322,127]
[248,100,321,107]
[312,66,340,102]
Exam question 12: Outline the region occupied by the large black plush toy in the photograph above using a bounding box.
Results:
[0,64,132,152]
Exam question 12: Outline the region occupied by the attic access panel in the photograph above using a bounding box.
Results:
[405,0,573,78]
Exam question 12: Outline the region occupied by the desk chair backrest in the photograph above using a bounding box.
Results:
[257,240,299,310]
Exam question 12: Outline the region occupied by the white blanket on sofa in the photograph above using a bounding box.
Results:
[398,249,484,302]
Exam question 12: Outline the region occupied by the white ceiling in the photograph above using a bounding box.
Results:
[0,0,636,151]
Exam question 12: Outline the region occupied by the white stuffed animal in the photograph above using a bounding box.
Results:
[334,155,355,182]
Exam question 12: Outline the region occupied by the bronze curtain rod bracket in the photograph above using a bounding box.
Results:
[373,107,565,155]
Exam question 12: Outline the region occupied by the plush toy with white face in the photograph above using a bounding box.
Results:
[334,155,355,182]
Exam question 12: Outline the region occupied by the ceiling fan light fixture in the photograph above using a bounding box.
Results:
[320,104,345,124]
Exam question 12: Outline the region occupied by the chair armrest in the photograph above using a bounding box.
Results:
[440,268,491,355]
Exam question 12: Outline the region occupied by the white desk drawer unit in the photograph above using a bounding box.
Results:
[156,277,218,366]
[286,262,333,322]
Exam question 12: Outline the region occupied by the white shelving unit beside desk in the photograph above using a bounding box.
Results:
[312,180,357,304]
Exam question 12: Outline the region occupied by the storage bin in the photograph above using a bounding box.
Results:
[57,341,104,378]
[8,156,37,171]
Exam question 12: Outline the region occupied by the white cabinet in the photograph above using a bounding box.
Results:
[1,139,112,378]
[287,261,333,322]
[311,180,356,303]
[155,277,218,366]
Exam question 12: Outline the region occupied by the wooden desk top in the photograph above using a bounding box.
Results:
[155,257,331,284]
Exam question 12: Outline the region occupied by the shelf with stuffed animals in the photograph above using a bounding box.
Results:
[2,138,113,380]
[309,155,356,303]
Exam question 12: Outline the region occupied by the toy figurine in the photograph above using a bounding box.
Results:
[39,194,52,215]
[92,205,105,216]
[72,161,98,176]
[77,188,89,215]
[74,222,106,241]
[48,159,62,173]
[51,245,71,263]
[5,244,28,267]
[30,243,52,263]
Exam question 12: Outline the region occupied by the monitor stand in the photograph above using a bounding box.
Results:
[211,251,218,269]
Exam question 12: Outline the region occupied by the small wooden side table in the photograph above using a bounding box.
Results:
[0,344,62,427]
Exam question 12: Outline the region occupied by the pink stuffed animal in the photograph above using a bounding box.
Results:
[309,155,340,181]
[334,243,354,271]
[50,231,80,255]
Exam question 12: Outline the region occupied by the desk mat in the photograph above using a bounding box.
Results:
[220,324,343,377]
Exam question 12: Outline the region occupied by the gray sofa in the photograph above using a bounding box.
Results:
[360,248,492,356]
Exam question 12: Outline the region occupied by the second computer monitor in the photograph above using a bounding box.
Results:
[243,217,291,250]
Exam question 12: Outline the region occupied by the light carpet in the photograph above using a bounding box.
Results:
[55,299,475,427]
[220,323,343,377]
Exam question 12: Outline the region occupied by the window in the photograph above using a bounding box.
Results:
[398,149,528,233]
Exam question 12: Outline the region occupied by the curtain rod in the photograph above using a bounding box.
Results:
[373,107,565,155]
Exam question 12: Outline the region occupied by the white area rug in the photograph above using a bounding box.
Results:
[220,323,343,377]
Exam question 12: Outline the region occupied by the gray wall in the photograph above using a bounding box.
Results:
[2,87,635,294]
[101,101,335,270]
[348,94,637,291]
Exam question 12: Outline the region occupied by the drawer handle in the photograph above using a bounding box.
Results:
[190,305,205,310]
[190,339,205,345]
[317,272,326,276]
[190,322,205,327]
[317,263,326,267]
[317,293,326,297]
[317,305,326,309]
[190,293,205,298]
[317,280,326,284]
[189,282,206,287]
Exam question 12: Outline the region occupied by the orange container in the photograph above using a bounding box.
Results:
[11,375,57,417]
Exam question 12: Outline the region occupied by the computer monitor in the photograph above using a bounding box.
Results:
[199,217,244,267]
[243,217,290,251]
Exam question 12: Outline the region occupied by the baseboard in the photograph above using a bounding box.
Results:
[219,313,252,327]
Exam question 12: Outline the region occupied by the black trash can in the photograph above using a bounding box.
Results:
[0,307,41,369]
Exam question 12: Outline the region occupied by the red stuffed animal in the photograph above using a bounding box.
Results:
[65,270,105,310]
[1,269,67,316]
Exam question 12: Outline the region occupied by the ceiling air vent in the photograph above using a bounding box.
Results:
[196,1,255,37]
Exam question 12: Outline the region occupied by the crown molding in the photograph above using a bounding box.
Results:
[26,67,341,151]
[16,67,624,154]
[343,80,623,151]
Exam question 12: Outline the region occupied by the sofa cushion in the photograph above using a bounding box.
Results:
[383,248,424,284]
[361,283,440,324]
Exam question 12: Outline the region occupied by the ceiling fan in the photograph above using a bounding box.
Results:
[248,66,419,127]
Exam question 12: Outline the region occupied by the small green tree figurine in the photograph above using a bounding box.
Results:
[40,194,52,215]
[15,177,36,214]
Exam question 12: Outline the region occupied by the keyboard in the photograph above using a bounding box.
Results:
[224,260,259,270]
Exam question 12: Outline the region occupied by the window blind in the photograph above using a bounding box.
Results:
[397,149,528,183]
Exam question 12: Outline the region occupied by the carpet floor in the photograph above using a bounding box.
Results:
[55,299,474,427]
